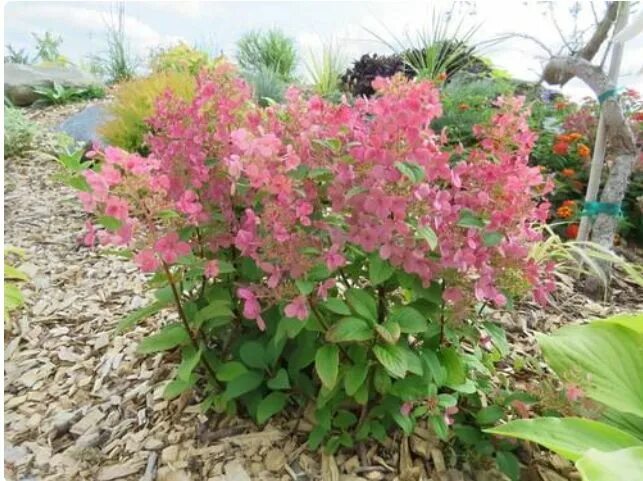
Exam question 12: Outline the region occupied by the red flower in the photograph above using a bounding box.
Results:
[565,223,579,239]
[553,142,569,155]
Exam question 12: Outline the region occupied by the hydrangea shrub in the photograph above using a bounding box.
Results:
[74,63,554,459]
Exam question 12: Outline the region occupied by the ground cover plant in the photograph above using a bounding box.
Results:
[63,62,561,477]
[4,107,36,159]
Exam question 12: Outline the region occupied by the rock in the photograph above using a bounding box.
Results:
[5,63,102,106]
[264,448,286,473]
[56,104,112,147]
[224,460,251,481]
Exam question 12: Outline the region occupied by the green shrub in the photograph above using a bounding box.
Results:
[33,82,105,106]
[487,312,643,481]
[150,42,213,75]
[4,107,36,158]
[99,71,196,152]
[432,75,515,146]
[236,29,297,81]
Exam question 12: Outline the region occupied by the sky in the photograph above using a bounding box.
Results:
[4,1,643,99]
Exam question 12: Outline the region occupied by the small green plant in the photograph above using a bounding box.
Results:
[305,43,346,100]
[33,82,105,106]
[5,246,29,322]
[487,312,643,480]
[32,31,64,63]
[4,107,36,159]
[236,29,297,81]
[150,42,213,75]
[4,44,34,64]
[90,4,137,83]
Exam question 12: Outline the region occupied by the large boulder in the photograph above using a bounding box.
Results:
[56,104,112,147]
[4,63,102,106]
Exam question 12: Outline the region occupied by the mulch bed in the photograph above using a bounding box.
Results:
[4,102,642,481]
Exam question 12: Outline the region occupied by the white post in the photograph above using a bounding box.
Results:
[577,2,629,242]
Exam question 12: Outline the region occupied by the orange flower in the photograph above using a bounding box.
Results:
[458,103,470,111]
[565,223,579,239]
[553,142,569,155]
[577,144,591,158]
[437,72,447,82]
[568,133,583,141]
[557,134,573,143]
[561,168,575,177]
[556,205,573,219]
[555,101,567,111]
[562,200,576,207]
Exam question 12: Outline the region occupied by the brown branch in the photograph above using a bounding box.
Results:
[552,2,619,86]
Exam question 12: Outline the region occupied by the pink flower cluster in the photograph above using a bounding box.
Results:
[78,64,554,330]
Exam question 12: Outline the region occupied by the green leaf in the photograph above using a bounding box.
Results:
[97,215,123,231]
[346,288,378,322]
[538,322,643,417]
[483,322,509,356]
[195,301,234,326]
[395,161,425,183]
[430,414,448,440]
[321,298,352,316]
[177,346,202,382]
[482,231,504,247]
[594,312,643,334]
[496,451,520,481]
[417,225,438,250]
[224,370,264,399]
[369,254,394,285]
[216,361,247,382]
[422,349,446,386]
[373,366,391,394]
[315,345,339,389]
[457,210,486,229]
[240,341,267,370]
[373,344,408,379]
[256,392,288,424]
[439,347,466,386]
[389,306,428,333]
[267,368,291,390]
[137,323,189,354]
[163,377,195,400]
[344,362,369,396]
[326,317,373,343]
[295,279,315,295]
[375,321,401,344]
[476,405,505,425]
[4,265,28,281]
[117,301,168,333]
[576,447,643,481]
[4,283,24,312]
[485,418,642,462]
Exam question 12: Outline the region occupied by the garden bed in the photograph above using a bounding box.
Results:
[4,102,642,481]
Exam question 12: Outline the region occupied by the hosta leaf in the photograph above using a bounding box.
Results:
[389,306,428,333]
[256,392,288,424]
[315,345,339,389]
[594,312,643,334]
[485,418,642,461]
[346,289,377,322]
[538,322,643,417]
[326,317,373,343]
[576,447,643,481]
[137,323,189,354]
[373,344,407,379]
